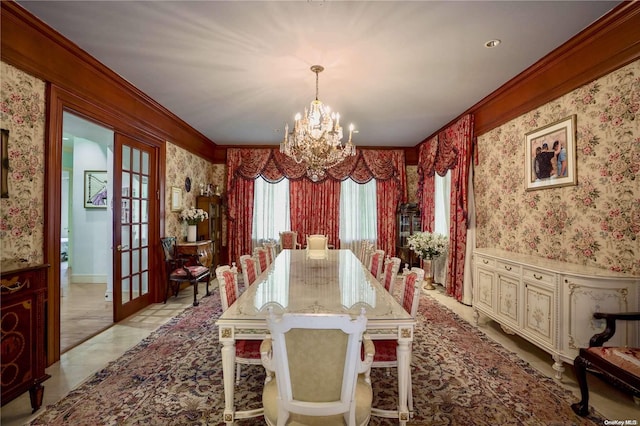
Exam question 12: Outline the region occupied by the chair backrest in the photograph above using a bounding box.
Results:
[264,240,277,264]
[264,311,368,422]
[306,235,329,260]
[359,241,374,267]
[253,247,270,273]
[160,237,177,262]
[279,231,299,250]
[216,264,239,311]
[239,254,258,287]
[307,234,328,250]
[368,249,385,280]
[401,267,425,317]
[381,256,402,293]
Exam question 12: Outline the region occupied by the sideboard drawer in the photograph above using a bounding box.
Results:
[475,255,495,268]
[523,267,555,285]
[496,260,520,276]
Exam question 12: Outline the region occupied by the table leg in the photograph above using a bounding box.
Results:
[220,332,236,425]
[396,338,412,425]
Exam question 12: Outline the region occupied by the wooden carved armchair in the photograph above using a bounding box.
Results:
[571,311,640,416]
[160,237,210,306]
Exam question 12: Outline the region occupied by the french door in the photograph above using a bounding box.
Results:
[113,134,157,321]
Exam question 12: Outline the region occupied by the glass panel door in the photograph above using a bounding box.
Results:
[114,134,155,321]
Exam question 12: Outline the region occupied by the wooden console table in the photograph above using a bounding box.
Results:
[473,248,639,379]
[1,261,50,413]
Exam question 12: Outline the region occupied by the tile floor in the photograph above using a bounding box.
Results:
[2,282,638,425]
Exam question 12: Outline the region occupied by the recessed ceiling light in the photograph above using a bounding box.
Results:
[485,39,501,48]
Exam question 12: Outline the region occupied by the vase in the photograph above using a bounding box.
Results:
[422,257,436,290]
[187,225,197,243]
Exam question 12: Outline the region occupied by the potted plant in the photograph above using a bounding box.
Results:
[407,231,448,290]
[180,207,208,242]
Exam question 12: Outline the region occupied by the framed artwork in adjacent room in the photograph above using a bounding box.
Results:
[84,170,108,208]
[525,115,577,191]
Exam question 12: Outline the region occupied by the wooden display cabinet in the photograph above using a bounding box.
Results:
[1,261,50,413]
[396,203,421,268]
[196,195,223,268]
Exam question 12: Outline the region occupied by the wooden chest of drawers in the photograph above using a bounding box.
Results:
[1,261,50,413]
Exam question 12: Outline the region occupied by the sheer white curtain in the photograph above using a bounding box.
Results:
[339,178,377,254]
[252,177,290,249]
[433,171,451,284]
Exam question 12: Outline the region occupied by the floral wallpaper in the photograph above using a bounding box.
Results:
[406,165,418,204]
[0,62,46,263]
[475,59,640,275]
[164,142,226,242]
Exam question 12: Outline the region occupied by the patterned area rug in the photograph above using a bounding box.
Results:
[31,289,604,425]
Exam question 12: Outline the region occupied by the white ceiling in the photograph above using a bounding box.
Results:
[18,1,618,147]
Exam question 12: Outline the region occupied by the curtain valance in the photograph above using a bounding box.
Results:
[227,148,406,184]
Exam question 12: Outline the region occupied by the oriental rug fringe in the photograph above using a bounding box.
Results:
[31,287,604,426]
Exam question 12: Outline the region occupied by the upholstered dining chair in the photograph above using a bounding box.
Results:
[253,246,270,274]
[381,256,402,294]
[279,231,301,251]
[306,234,329,260]
[367,249,386,281]
[239,254,259,289]
[358,241,375,268]
[160,236,210,307]
[264,240,278,265]
[371,267,424,414]
[215,264,263,385]
[260,310,375,426]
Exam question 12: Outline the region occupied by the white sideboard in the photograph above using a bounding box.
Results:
[472,248,639,379]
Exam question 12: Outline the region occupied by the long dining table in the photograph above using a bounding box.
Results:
[216,248,416,425]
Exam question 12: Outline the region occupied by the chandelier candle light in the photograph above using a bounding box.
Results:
[407,231,449,290]
[280,65,356,181]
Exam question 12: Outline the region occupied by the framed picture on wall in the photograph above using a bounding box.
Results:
[171,186,182,212]
[84,170,108,208]
[525,115,577,191]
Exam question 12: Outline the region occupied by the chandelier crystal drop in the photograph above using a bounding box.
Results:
[280,65,356,181]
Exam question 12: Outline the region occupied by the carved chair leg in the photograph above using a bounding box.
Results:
[164,280,171,304]
[571,355,590,416]
[192,280,199,306]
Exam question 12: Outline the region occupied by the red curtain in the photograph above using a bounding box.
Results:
[445,115,474,300]
[226,148,407,265]
[417,135,438,232]
[289,179,340,248]
[416,114,474,302]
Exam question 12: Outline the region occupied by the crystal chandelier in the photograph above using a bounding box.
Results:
[280,65,356,181]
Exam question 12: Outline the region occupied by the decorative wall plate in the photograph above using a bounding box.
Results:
[185,176,191,192]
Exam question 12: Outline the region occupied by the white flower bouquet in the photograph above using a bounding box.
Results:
[407,231,448,259]
[180,207,208,225]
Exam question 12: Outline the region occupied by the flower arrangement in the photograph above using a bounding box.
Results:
[407,231,449,259]
[179,207,208,225]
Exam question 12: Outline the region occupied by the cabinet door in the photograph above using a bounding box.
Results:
[497,273,520,327]
[475,266,496,314]
[563,277,636,357]
[523,281,555,348]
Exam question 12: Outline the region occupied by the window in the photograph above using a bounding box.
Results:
[434,171,450,236]
[339,178,377,251]
[252,177,290,247]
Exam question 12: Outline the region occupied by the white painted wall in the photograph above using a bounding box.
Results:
[71,137,109,283]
